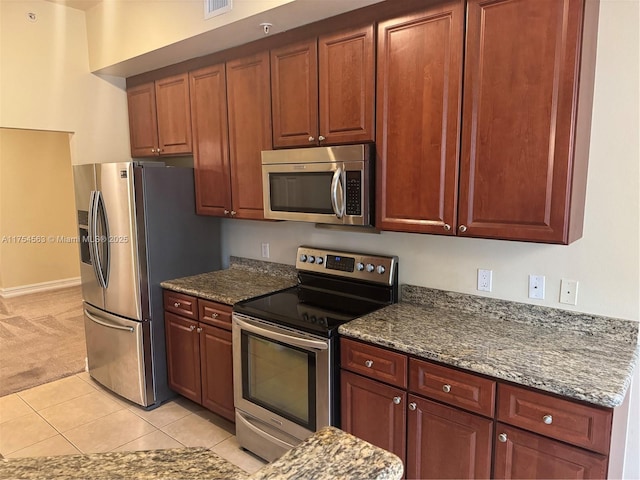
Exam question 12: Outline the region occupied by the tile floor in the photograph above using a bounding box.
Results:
[0,373,266,473]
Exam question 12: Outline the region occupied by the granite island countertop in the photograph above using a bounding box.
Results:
[339,286,640,408]
[0,427,403,480]
[161,257,298,305]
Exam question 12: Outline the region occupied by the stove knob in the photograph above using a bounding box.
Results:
[308,255,315,263]
[310,316,317,323]
[366,263,375,272]
[300,254,307,262]
[356,262,365,271]
[376,265,386,274]
[316,256,324,265]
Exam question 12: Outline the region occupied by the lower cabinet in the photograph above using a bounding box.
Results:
[493,424,608,479]
[341,370,406,460]
[406,395,492,479]
[340,337,613,480]
[163,291,235,422]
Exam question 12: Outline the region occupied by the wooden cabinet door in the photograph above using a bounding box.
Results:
[271,39,318,148]
[318,25,374,144]
[164,312,201,403]
[494,424,608,479]
[458,0,593,243]
[190,64,232,216]
[200,324,235,422]
[341,370,406,462]
[376,1,464,234]
[154,73,192,155]
[127,82,158,158]
[406,394,492,479]
[226,52,272,220]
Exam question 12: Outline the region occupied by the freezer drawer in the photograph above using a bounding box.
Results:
[84,303,154,406]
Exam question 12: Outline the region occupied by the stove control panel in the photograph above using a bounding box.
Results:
[296,246,398,286]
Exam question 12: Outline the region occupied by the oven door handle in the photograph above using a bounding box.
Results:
[233,315,328,351]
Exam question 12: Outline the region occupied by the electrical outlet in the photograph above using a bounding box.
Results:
[528,275,545,299]
[559,278,578,305]
[261,243,270,259]
[477,269,493,292]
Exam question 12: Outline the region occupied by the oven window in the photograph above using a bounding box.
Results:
[241,331,316,431]
[269,172,334,214]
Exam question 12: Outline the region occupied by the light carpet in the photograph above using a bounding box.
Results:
[0,286,86,397]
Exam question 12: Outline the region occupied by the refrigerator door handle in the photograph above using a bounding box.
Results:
[85,309,134,333]
[96,190,111,288]
[88,190,103,287]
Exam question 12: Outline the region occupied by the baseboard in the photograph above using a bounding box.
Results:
[0,277,81,298]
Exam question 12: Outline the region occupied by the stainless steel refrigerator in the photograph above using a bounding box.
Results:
[73,162,220,408]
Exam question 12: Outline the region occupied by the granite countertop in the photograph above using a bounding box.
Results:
[251,426,403,480]
[0,448,248,479]
[339,285,640,408]
[0,428,402,480]
[160,257,298,305]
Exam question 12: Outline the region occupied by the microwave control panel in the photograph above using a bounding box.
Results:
[345,171,362,216]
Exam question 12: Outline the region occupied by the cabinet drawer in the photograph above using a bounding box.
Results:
[163,290,197,319]
[341,338,407,389]
[199,299,232,330]
[497,384,612,454]
[409,358,495,417]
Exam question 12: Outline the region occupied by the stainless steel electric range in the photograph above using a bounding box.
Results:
[232,246,398,461]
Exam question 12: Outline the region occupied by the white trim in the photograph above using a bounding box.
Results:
[0,277,81,298]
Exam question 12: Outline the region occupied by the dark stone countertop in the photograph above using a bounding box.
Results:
[339,285,639,408]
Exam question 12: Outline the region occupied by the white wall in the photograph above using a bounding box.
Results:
[221,1,639,476]
[0,0,130,164]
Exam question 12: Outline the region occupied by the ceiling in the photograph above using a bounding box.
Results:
[46,0,101,11]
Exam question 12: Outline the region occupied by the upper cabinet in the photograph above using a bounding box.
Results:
[457,0,597,243]
[376,1,464,234]
[376,0,597,243]
[189,63,231,217]
[127,73,192,157]
[226,51,272,220]
[190,53,271,220]
[271,25,375,148]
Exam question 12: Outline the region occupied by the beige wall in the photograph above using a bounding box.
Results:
[0,129,80,289]
[0,0,131,165]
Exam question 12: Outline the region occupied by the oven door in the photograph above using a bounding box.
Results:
[232,313,330,453]
[262,160,368,225]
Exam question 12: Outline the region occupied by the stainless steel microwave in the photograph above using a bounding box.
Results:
[261,144,373,226]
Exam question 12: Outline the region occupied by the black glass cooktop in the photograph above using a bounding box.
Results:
[233,285,386,337]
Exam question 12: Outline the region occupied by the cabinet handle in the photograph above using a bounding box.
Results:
[458,225,467,233]
[318,135,325,142]
[443,224,451,231]
[211,312,219,318]
[498,433,507,443]
[196,327,202,333]
[157,148,163,153]
[308,136,315,142]
[364,360,373,368]
[189,325,196,331]
[231,210,237,216]
[173,302,181,308]
[543,414,553,425]
[151,148,156,153]
[393,396,401,405]
[442,384,451,393]
[408,402,417,411]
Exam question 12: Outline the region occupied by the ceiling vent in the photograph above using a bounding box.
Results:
[204,0,232,20]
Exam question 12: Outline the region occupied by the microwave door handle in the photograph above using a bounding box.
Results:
[330,167,345,218]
